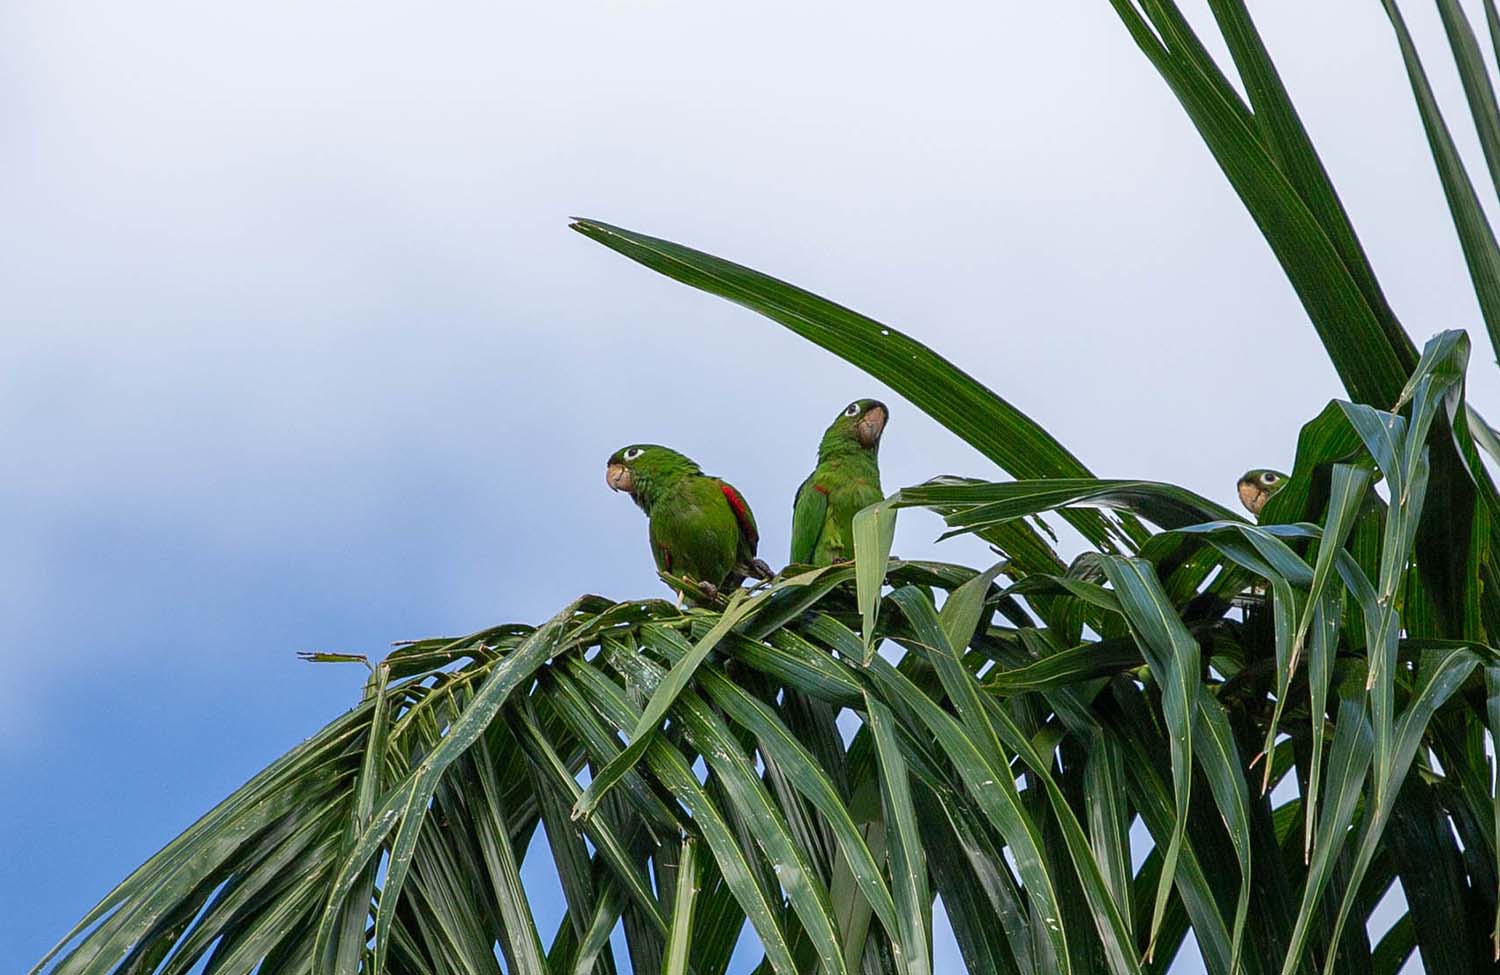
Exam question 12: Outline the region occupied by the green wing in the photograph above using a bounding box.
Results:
[789,475,828,565]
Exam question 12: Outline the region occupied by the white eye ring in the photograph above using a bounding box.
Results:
[844,402,861,417]
[1263,472,1279,484]
[623,447,643,461]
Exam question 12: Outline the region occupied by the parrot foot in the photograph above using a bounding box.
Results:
[696,581,720,599]
[747,558,774,581]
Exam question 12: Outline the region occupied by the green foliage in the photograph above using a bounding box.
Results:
[32,3,1500,974]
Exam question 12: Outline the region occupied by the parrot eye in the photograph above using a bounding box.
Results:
[622,447,644,461]
[1263,472,1279,484]
[844,402,861,417]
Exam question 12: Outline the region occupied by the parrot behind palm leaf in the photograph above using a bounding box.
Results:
[1237,468,1287,517]
[790,399,888,565]
[606,444,772,597]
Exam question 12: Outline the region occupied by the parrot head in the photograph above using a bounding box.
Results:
[821,399,889,456]
[1237,468,1287,517]
[606,444,701,512]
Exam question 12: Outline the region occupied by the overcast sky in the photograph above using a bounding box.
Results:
[4,1,1492,971]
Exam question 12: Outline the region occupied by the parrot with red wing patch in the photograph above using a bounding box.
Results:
[790,399,888,566]
[606,444,772,599]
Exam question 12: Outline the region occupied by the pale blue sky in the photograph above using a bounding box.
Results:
[3,1,1491,971]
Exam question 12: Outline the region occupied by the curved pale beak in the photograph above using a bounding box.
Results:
[606,463,634,494]
[856,403,888,449]
[1237,480,1267,516]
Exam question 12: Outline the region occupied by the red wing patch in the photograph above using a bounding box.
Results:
[813,484,830,496]
[720,482,759,548]
[658,546,672,573]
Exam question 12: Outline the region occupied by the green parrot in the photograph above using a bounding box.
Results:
[1236,468,1287,517]
[606,444,772,597]
[790,399,889,566]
